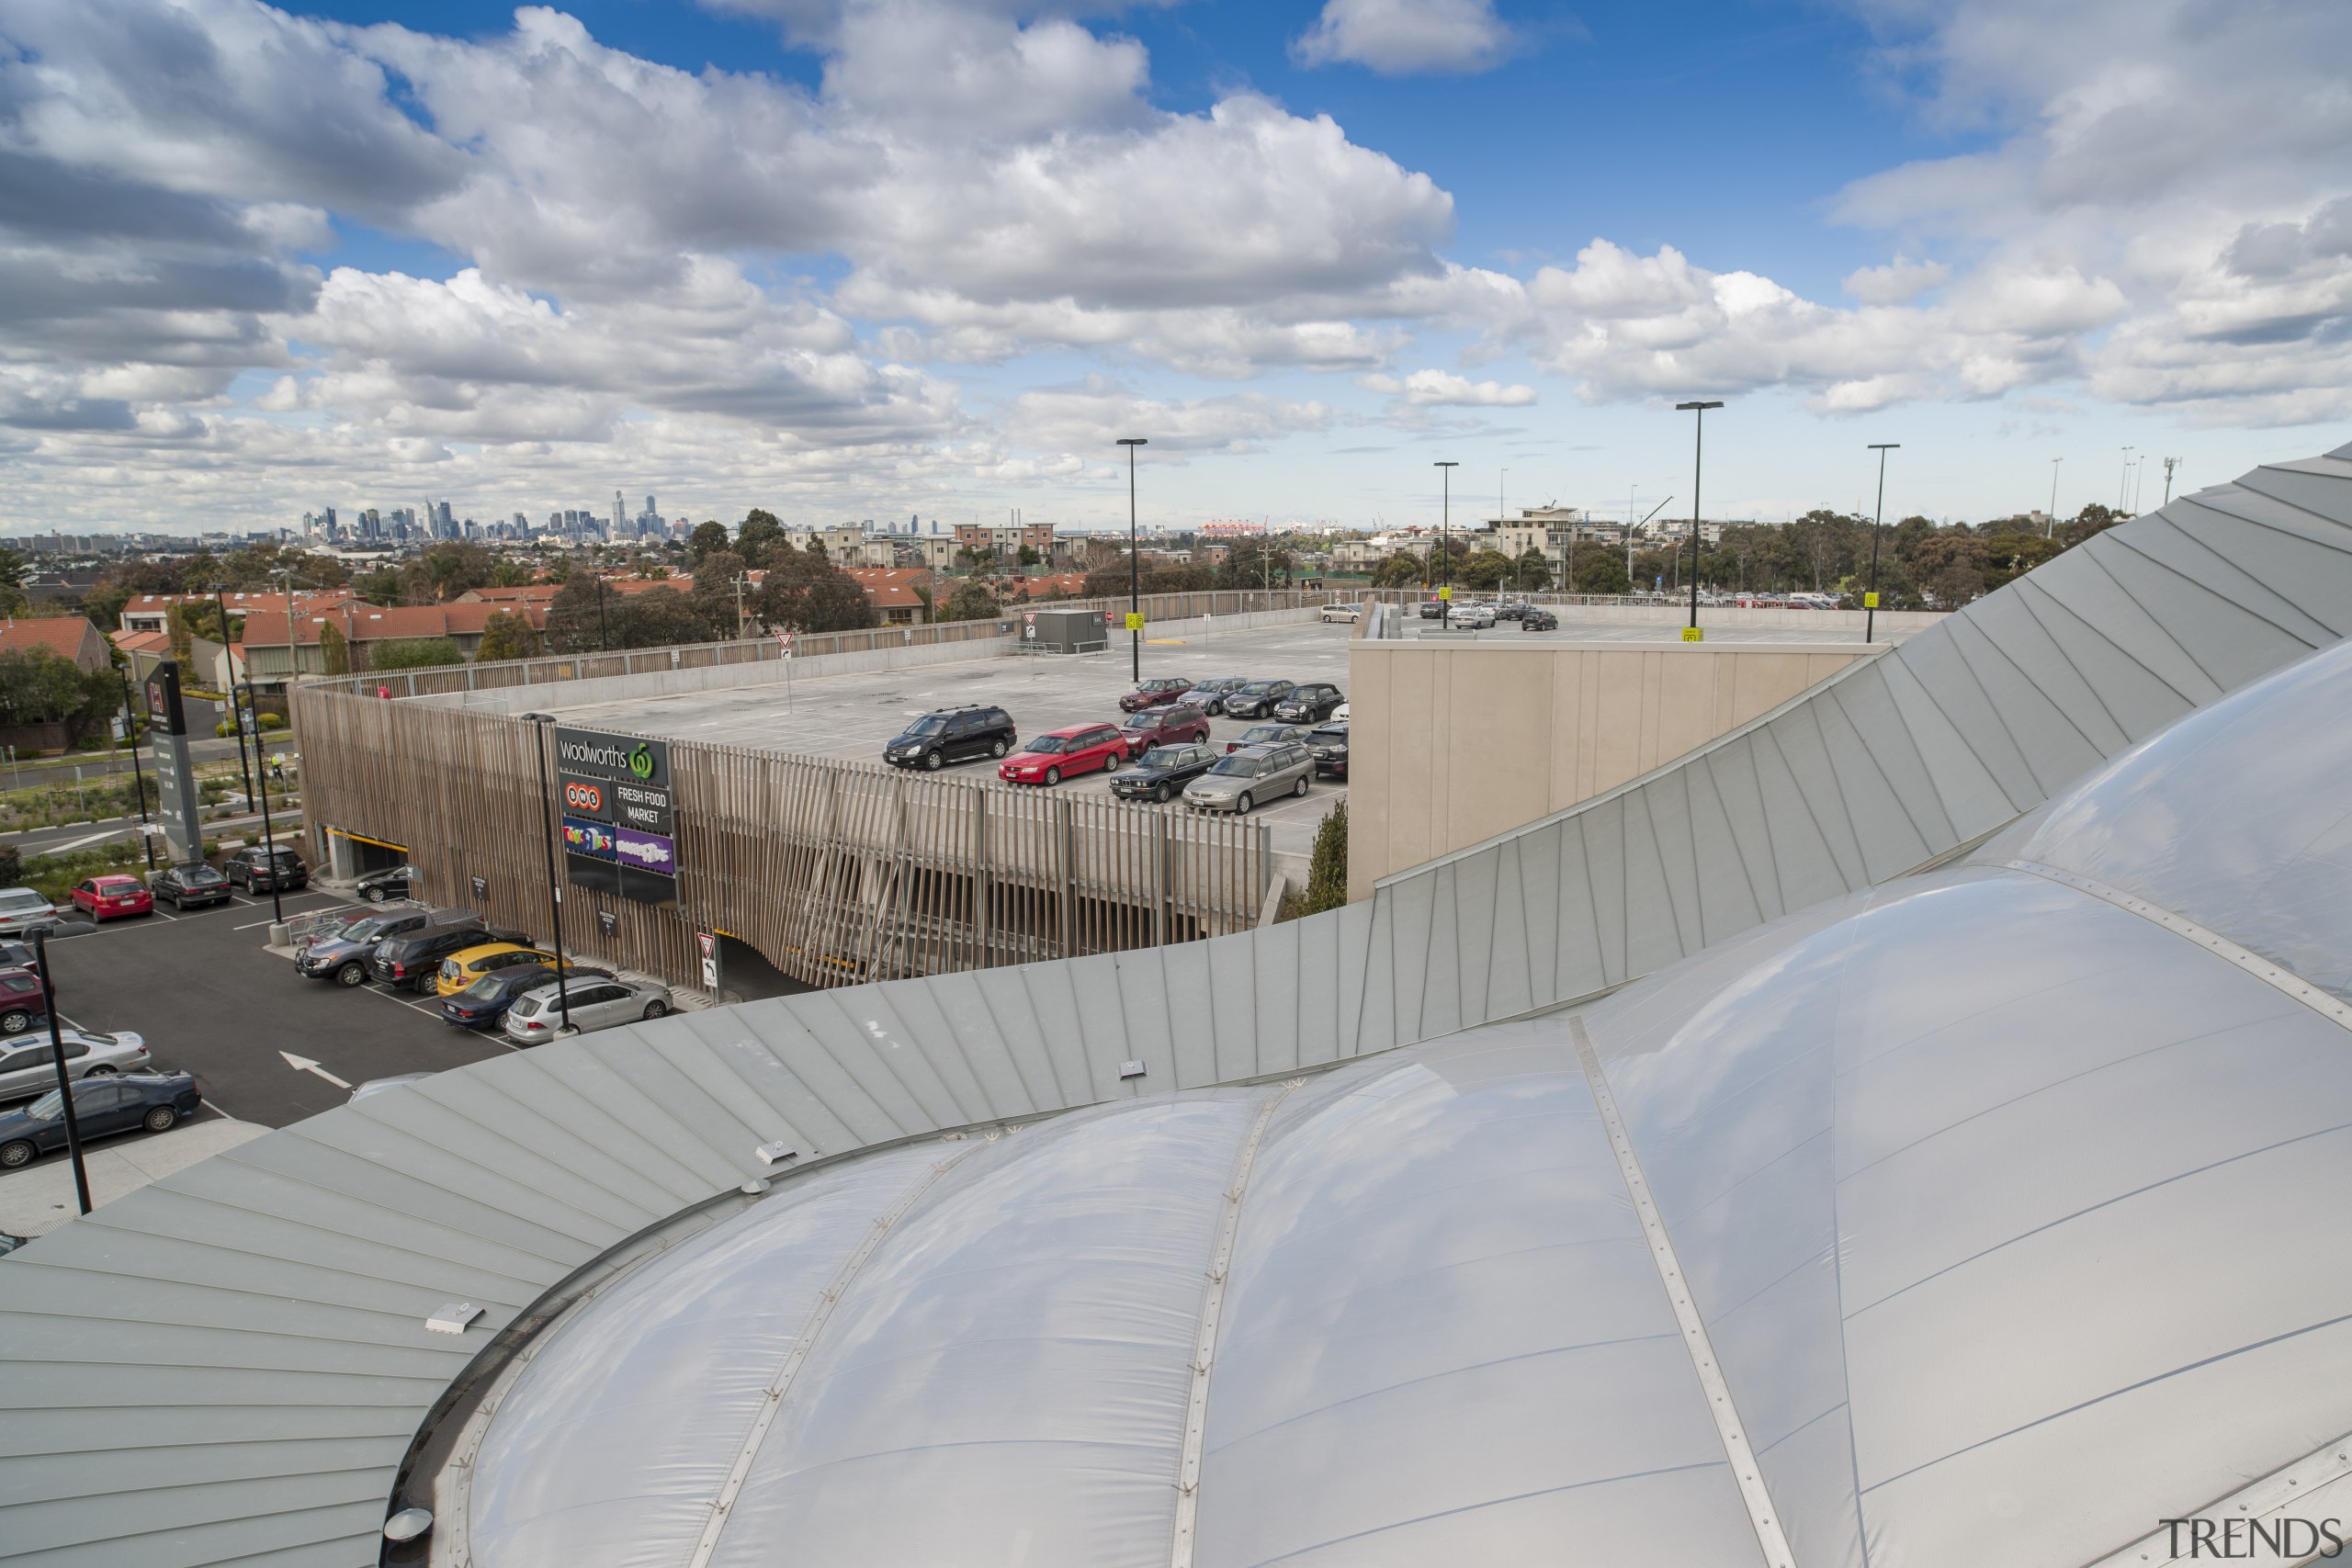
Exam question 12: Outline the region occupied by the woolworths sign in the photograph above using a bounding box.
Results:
[554,728,669,786]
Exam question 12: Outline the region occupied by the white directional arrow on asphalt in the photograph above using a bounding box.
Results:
[280,1052,352,1090]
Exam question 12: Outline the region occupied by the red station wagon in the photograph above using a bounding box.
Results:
[71,874,153,920]
[999,725,1129,785]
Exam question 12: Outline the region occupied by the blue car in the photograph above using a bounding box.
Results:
[0,1071,200,1170]
[441,964,611,1031]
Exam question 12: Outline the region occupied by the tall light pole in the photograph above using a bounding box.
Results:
[1675,401,1724,633]
[209,587,256,808]
[117,667,156,874]
[2047,457,2064,538]
[2163,457,2180,506]
[1865,443,1899,646]
[1118,437,1147,681]
[518,713,572,1032]
[1433,461,1458,604]
[30,921,98,1214]
[2119,446,2134,513]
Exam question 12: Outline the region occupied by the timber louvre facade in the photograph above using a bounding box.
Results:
[290,691,1270,993]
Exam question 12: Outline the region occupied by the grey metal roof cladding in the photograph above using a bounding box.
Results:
[458,633,2352,1568]
[1,442,2349,1566]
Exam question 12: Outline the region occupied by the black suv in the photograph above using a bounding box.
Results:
[1308,721,1350,779]
[1219,679,1296,719]
[1272,682,1344,724]
[370,925,523,992]
[884,705,1016,771]
[225,844,309,893]
[151,863,231,910]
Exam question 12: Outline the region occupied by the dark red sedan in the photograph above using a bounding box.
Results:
[71,874,153,920]
[1117,677,1194,713]
[1119,703,1212,752]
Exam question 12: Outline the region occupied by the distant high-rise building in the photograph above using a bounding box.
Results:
[644,494,656,519]
[612,491,627,540]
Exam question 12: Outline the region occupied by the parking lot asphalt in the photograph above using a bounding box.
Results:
[31,886,508,1131]
[553,617,1362,857]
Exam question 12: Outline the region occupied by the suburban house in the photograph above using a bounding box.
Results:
[844,568,933,625]
[0,616,112,674]
[116,589,356,636]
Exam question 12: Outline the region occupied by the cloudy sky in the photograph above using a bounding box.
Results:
[2,0,2347,536]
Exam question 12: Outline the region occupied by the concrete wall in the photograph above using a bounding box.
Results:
[1346,637,1883,895]
[434,632,1019,714]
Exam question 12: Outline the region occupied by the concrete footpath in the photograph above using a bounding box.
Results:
[0,1115,269,1237]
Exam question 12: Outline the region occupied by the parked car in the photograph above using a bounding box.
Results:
[1521,607,1559,631]
[354,864,414,904]
[1446,601,1497,628]
[1219,679,1296,719]
[1186,676,1250,716]
[441,964,613,1030]
[1496,602,1530,621]
[299,908,481,986]
[504,976,672,1043]
[998,724,1129,785]
[0,971,47,1035]
[0,1071,200,1170]
[1272,682,1345,724]
[1109,743,1222,804]
[0,888,58,937]
[1227,723,1312,754]
[372,924,524,992]
[1117,677,1194,714]
[1182,742,1315,815]
[224,844,309,893]
[69,874,153,921]
[883,705,1016,771]
[350,1073,435,1101]
[1118,704,1211,752]
[1307,722,1350,780]
[150,863,232,910]
[0,1029,149,1102]
[1418,599,1445,619]
[0,942,44,986]
[434,942,566,998]
[1319,602,1362,623]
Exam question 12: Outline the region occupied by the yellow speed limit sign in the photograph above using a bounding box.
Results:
[1438,585,1453,601]
[1681,626,1705,642]
[1863,592,1880,609]
[1125,611,1145,630]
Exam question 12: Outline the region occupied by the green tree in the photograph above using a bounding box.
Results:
[686,520,731,563]
[1512,548,1555,592]
[938,580,1002,621]
[475,610,541,663]
[1572,550,1633,595]
[1216,538,1294,590]
[1912,531,1991,607]
[1294,799,1350,916]
[688,550,753,637]
[620,586,717,648]
[1370,552,1424,590]
[757,542,876,633]
[544,578,618,652]
[737,509,787,564]
[319,619,351,676]
[1457,547,1517,591]
[368,637,464,671]
[488,559,536,588]
[1016,544,1042,568]
[0,649,114,734]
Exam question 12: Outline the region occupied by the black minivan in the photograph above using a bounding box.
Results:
[883,705,1017,771]
[224,844,310,893]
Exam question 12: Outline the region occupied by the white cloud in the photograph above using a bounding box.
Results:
[1842,256,1951,305]
[1293,0,1516,75]
[1358,369,1536,407]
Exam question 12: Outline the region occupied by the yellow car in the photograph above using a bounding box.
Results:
[435,942,564,998]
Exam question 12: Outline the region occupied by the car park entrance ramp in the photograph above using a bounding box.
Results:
[4,445,2352,1568]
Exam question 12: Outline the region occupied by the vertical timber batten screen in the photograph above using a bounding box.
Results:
[292,686,1264,991]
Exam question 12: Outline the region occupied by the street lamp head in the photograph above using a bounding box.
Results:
[1433,460,1458,468]
[1116,437,1148,447]
[1868,443,1900,452]
[1675,400,1724,412]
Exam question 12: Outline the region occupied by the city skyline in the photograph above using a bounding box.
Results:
[0,0,2344,536]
